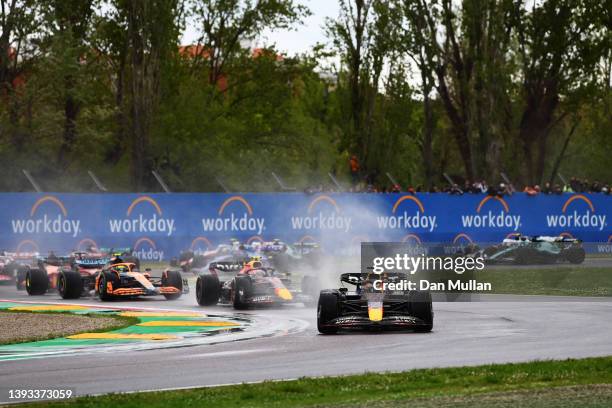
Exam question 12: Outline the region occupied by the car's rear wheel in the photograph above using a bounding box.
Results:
[162,270,183,300]
[317,291,339,334]
[409,290,433,332]
[58,270,83,299]
[564,246,585,264]
[232,276,251,310]
[196,274,220,306]
[25,269,48,295]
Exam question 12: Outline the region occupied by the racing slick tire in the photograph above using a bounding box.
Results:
[97,271,118,301]
[58,270,83,299]
[317,291,340,334]
[232,276,252,310]
[25,269,48,295]
[409,290,433,332]
[196,274,220,306]
[563,247,585,264]
[162,270,183,300]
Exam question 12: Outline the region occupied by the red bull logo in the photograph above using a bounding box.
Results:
[461,196,521,231]
[290,195,352,232]
[133,237,164,261]
[201,196,265,235]
[377,195,436,232]
[546,195,606,231]
[11,195,81,237]
[109,196,175,236]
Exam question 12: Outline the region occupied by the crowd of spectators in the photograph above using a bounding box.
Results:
[303,156,611,195]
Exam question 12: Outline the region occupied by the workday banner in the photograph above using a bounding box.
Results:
[0,193,610,259]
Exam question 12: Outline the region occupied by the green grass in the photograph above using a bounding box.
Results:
[0,310,138,345]
[478,267,612,297]
[20,357,612,407]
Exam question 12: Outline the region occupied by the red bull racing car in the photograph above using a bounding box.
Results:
[317,272,433,334]
[195,258,317,309]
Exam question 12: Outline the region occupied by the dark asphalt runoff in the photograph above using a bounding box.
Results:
[1,285,612,403]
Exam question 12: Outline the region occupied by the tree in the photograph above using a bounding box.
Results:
[40,0,97,165]
[513,0,609,184]
[189,0,309,86]
[0,0,40,150]
[108,0,182,190]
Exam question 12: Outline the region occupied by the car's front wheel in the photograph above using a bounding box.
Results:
[317,291,339,334]
[409,290,433,332]
[58,270,83,299]
[162,270,183,300]
[232,276,251,310]
[97,272,115,301]
[196,274,220,306]
[25,269,48,295]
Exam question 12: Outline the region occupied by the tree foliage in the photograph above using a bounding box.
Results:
[0,0,609,192]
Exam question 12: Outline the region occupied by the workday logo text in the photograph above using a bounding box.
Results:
[546,195,606,231]
[291,195,352,232]
[109,196,175,236]
[461,196,521,231]
[377,195,437,232]
[132,237,164,261]
[201,196,265,235]
[11,196,81,237]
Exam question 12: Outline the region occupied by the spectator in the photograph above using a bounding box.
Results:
[542,182,552,194]
[570,177,581,192]
[497,183,512,197]
[602,184,610,194]
[553,184,563,194]
[524,185,538,196]
[391,184,401,193]
[563,183,574,193]
[591,180,601,193]
[463,180,473,193]
[349,155,360,187]
[449,183,464,195]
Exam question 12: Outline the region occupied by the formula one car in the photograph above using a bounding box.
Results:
[316,272,433,334]
[24,253,107,297]
[471,235,585,265]
[57,260,187,301]
[0,254,16,285]
[171,240,251,275]
[195,258,318,309]
[259,240,323,273]
[1,252,40,289]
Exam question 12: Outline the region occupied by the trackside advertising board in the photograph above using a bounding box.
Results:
[0,193,610,259]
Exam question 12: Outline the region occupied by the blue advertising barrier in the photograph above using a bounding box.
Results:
[0,193,610,259]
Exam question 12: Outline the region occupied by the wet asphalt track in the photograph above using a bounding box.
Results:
[1,284,612,402]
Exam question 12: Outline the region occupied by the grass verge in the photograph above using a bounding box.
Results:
[20,356,612,408]
[479,267,612,296]
[0,310,138,345]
